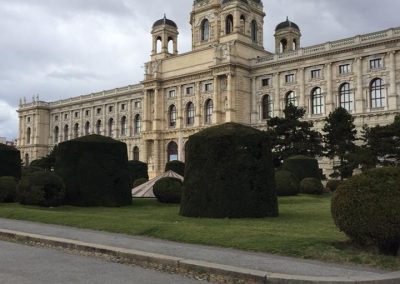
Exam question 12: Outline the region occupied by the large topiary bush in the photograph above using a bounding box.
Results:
[331,167,400,256]
[127,160,149,187]
[0,144,21,179]
[17,171,65,207]
[153,177,182,204]
[282,155,321,181]
[55,135,131,207]
[326,180,342,192]
[300,177,324,195]
[180,123,278,218]
[275,170,299,196]
[0,176,17,203]
[165,160,185,176]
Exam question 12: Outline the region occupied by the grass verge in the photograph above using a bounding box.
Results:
[0,194,398,270]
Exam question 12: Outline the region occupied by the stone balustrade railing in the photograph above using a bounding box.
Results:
[254,27,400,65]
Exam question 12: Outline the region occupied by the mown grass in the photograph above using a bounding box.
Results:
[0,194,398,270]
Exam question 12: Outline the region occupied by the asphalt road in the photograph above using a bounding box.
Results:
[0,241,204,284]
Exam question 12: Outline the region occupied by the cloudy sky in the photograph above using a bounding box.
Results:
[1,0,399,140]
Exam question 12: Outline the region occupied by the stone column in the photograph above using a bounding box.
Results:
[195,82,201,127]
[355,57,364,113]
[153,88,161,131]
[177,85,183,129]
[213,76,220,124]
[388,51,397,110]
[273,72,281,117]
[143,90,151,132]
[299,68,306,110]
[153,139,161,175]
[226,73,235,122]
[250,77,258,123]
[90,106,94,134]
[325,63,334,114]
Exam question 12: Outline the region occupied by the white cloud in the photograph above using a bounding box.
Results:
[0,100,18,140]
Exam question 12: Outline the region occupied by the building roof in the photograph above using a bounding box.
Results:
[220,0,262,5]
[152,14,177,29]
[275,17,300,31]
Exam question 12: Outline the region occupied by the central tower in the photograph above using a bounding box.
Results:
[191,0,265,50]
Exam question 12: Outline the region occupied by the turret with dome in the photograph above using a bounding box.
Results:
[151,14,179,60]
[274,17,302,54]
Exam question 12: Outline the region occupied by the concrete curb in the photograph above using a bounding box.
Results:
[0,229,399,284]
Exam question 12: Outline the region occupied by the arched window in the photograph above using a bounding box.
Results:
[26,127,31,144]
[293,39,298,50]
[133,146,140,161]
[84,122,90,136]
[64,125,69,141]
[251,20,257,42]
[120,116,127,136]
[280,38,288,53]
[134,114,141,135]
[167,37,173,54]
[311,87,324,115]
[169,105,177,128]
[167,141,178,162]
[54,126,59,143]
[186,102,195,125]
[285,91,297,107]
[205,99,213,124]
[262,95,272,119]
[226,14,233,35]
[156,36,162,53]
[370,78,385,109]
[201,19,209,41]
[96,120,102,135]
[74,123,79,139]
[339,83,353,111]
[24,153,30,166]
[108,118,114,137]
[240,15,245,33]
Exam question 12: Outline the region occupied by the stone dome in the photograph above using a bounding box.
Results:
[275,17,300,31]
[221,0,262,5]
[153,15,177,29]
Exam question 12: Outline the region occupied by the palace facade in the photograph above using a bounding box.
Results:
[17,0,400,177]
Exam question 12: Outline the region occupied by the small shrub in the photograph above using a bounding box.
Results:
[132,178,148,188]
[275,170,299,196]
[0,176,17,202]
[331,167,400,256]
[21,166,45,177]
[17,171,65,207]
[0,144,21,179]
[165,161,185,176]
[128,161,149,186]
[153,177,182,204]
[300,178,324,195]
[282,155,321,181]
[326,180,342,192]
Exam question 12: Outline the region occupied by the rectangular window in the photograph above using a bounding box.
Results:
[27,117,31,123]
[311,69,321,79]
[74,112,79,118]
[85,110,90,116]
[339,64,350,74]
[370,58,382,70]
[186,86,194,95]
[168,90,176,98]
[261,78,270,87]
[108,106,113,113]
[64,114,68,120]
[204,83,213,92]
[96,108,102,114]
[134,101,141,109]
[55,115,59,121]
[285,74,294,83]
[121,104,126,111]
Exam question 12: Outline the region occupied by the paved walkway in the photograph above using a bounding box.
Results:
[0,218,398,283]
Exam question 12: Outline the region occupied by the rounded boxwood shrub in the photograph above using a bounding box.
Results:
[17,171,65,207]
[55,135,131,207]
[128,160,149,187]
[153,177,182,204]
[165,161,185,176]
[275,170,299,196]
[0,144,21,179]
[132,178,148,188]
[0,176,17,203]
[300,178,324,195]
[282,155,321,181]
[331,167,400,256]
[22,166,44,177]
[180,123,278,218]
[326,180,342,192]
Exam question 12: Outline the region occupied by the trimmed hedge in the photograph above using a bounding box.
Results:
[326,180,342,192]
[128,160,149,187]
[153,177,182,204]
[300,178,324,195]
[22,166,44,177]
[55,135,132,207]
[0,144,21,179]
[275,170,299,196]
[132,178,148,188]
[165,161,185,176]
[282,155,320,181]
[0,176,17,203]
[180,123,278,218]
[17,171,65,207]
[331,167,400,256]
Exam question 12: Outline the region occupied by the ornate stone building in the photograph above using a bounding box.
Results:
[17,0,400,177]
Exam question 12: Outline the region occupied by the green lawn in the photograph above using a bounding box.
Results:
[0,195,398,270]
